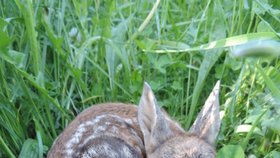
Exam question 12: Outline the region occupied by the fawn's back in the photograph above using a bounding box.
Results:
[48,103,145,158]
[48,81,221,158]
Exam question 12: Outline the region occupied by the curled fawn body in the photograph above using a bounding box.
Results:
[48,81,221,158]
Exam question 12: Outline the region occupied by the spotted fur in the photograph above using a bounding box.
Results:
[48,81,221,158]
[48,103,145,158]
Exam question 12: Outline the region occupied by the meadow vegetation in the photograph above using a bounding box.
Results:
[0,0,279,157]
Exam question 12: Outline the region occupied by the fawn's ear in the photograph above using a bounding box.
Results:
[189,81,221,146]
[138,82,178,152]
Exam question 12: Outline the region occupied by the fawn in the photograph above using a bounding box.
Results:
[48,81,221,158]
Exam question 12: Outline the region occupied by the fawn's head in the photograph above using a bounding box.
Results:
[138,81,221,158]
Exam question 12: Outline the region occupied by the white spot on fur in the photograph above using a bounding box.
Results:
[122,145,133,158]
[111,126,119,134]
[64,114,139,157]
[81,146,98,158]
[78,135,97,148]
[65,116,105,156]
[81,143,119,158]
[132,118,137,123]
[65,148,73,155]
[124,119,133,125]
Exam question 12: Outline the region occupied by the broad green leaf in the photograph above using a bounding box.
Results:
[217,145,245,158]
[0,50,26,68]
[262,116,280,135]
[264,151,280,158]
[171,81,182,90]
[235,124,263,136]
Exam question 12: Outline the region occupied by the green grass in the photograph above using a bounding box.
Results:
[0,0,280,157]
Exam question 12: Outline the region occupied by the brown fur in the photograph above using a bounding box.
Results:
[48,81,221,158]
[48,103,145,158]
[137,82,220,158]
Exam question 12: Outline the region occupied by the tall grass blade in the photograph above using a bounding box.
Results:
[0,135,16,158]
[186,50,222,128]
[144,32,278,53]
[14,0,41,75]
[256,65,280,99]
